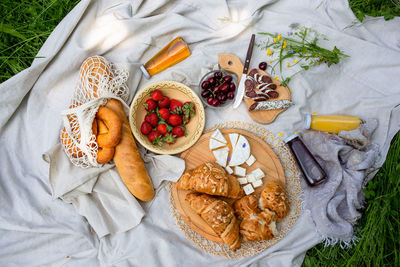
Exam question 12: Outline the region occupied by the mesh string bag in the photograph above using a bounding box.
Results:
[60,56,129,168]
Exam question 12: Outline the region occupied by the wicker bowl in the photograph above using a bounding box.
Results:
[129,80,206,155]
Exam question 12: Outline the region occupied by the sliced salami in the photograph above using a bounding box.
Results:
[248,68,258,77]
[245,79,256,91]
[267,91,279,98]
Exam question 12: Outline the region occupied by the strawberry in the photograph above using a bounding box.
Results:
[158,96,170,108]
[158,108,170,121]
[182,101,196,124]
[157,124,167,135]
[169,114,183,126]
[151,89,164,101]
[148,130,163,146]
[140,121,152,135]
[143,98,157,111]
[170,99,183,114]
[145,113,158,127]
[172,126,186,137]
[163,133,177,144]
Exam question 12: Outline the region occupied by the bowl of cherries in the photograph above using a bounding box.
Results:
[199,70,237,108]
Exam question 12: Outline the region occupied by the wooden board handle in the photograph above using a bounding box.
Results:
[218,54,244,83]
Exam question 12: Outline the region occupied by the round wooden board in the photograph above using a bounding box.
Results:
[218,54,291,124]
[171,128,285,243]
[129,80,205,155]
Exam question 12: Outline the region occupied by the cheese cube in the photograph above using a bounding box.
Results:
[237,177,248,185]
[225,166,233,175]
[246,155,256,166]
[243,184,255,195]
[234,166,246,177]
[246,173,257,183]
[252,179,263,188]
[251,168,265,180]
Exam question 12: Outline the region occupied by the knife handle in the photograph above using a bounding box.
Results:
[243,34,255,74]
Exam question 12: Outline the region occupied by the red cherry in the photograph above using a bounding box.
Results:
[227,91,235,99]
[219,83,229,93]
[208,77,216,86]
[211,98,220,107]
[207,97,214,105]
[201,90,211,98]
[201,81,210,89]
[222,75,233,83]
[229,83,236,92]
[214,71,223,79]
[259,62,268,70]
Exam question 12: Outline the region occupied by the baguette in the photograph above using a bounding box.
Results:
[105,99,155,202]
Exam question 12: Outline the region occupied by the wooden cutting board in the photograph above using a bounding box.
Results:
[218,54,291,124]
[171,128,285,242]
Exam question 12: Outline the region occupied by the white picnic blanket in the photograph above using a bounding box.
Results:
[1,0,400,266]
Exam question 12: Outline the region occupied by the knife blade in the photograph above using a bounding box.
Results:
[233,34,255,109]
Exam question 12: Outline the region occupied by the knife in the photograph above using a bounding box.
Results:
[232,34,255,109]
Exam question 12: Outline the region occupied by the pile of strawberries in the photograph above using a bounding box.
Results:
[140,89,196,146]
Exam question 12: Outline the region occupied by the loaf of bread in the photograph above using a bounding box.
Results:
[105,99,155,202]
[186,193,241,251]
[176,162,244,199]
[259,182,289,221]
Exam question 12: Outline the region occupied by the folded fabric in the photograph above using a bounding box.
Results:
[43,144,185,237]
[300,119,379,245]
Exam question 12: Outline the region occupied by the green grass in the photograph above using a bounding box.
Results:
[0,1,399,266]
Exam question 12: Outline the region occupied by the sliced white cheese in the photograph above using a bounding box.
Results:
[211,129,227,144]
[243,184,255,195]
[228,135,250,166]
[209,138,226,150]
[246,173,257,183]
[252,179,263,188]
[229,133,239,148]
[225,166,233,174]
[246,155,256,166]
[251,168,265,180]
[237,177,248,185]
[234,166,246,177]
[213,147,229,167]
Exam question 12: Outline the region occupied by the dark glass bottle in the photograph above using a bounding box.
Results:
[285,134,327,186]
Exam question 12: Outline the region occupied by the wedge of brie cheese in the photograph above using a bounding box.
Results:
[228,134,250,166]
[229,133,239,147]
[209,138,226,150]
[212,147,229,167]
[211,129,227,144]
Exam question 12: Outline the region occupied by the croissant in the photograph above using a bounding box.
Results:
[259,182,290,221]
[232,195,260,220]
[186,193,241,251]
[233,195,278,242]
[176,162,244,199]
[239,210,277,242]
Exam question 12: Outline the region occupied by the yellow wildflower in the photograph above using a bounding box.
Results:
[275,77,279,81]
[279,133,284,137]
[269,60,272,64]
[267,49,272,56]
[278,34,282,41]
[273,38,277,43]
[262,136,266,140]
[287,62,290,67]
[289,88,292,93]
[293,59,298,63]
[294,131,298,134]
[282,41,287,49]
[312,111,317,115]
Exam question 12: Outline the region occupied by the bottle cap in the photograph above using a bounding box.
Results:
[304,114,311,130]
[284,133,299,143]
[140,65,151,79]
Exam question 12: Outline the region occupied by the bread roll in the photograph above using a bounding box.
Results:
[259,182,289,221]
[105,99,155,202]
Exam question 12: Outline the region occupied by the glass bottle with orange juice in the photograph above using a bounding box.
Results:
[140,37,191,79]
[304,115,362,134]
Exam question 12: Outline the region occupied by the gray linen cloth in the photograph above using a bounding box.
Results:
[1,0,400,266]
[300,120,379,245]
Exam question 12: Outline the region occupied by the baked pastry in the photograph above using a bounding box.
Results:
[259,182,290,221]
[233,195,260,220]
[186,193,241,251]
[239,210,277,241]
[176,162,244,199]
